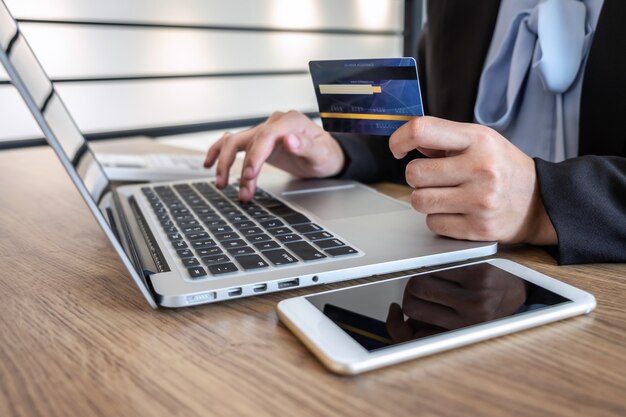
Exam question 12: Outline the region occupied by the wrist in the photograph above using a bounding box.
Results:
[324,135,349,178]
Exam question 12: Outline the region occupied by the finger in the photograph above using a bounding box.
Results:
[204,142,220,168]
[238,135,283,202]
[425,213,496,241]
[243,115,307,177]
[205,129,252,168]
[410,187,471,215]
[405,155,470,188]
[238,169,259,202]
[389,116,474,159]
[239,116,305,200]
[214,132,251,188]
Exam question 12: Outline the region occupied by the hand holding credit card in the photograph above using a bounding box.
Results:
[309,58,424,136]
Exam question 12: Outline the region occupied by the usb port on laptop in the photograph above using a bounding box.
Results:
[278,278,300,289]
[253,284,267,293]
[227,287,242,297]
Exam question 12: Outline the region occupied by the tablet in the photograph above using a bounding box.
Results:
[277,259,596,374]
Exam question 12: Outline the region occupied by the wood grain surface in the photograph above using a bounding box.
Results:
[0,140,624,417]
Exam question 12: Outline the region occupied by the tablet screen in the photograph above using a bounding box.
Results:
[305,263,571,351]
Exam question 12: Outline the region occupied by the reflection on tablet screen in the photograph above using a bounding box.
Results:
[307,263,571,352]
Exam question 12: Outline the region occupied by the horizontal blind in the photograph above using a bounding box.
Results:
[0,0,404,143]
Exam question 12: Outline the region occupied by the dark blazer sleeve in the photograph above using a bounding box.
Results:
[333,133,419,184]
[535,156,626,264]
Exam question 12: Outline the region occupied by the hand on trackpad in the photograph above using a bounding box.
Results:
[282,184,410,221]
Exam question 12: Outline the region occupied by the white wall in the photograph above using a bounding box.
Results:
[0,0,404,143]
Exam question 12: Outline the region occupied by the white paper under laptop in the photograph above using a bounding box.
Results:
[0,1,496,309]
[98,151,214,182]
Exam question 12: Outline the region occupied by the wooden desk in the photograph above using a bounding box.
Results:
[1,140,624,417]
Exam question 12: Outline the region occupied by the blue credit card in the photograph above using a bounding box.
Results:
[309,58,424,136]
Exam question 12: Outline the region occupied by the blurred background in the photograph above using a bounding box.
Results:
[0,0,424,149]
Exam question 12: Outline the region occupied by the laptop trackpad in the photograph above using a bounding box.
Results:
[282,185,410,221]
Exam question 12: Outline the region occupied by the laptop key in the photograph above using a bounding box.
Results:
[281,212,311,225]
[227,215,248,223]
[202,254,231,265]
[203,219,227,227]
[185,232,210,241]
[209,225,233,234]
[268,227,292,236]
[160,219,174,228]
[163,225,178,234]
[259,219,284,229]
[293,223,323,234]
[182,258,201,267]
[240,203,262,212]
[215,231,241,241]
[208,262,239,275]
[276,234,302,243]
[178,219,199,228]
[172,241,188,250]
[246,233,272,243]
[222,239,247,249]
[262,249,299,266]
[232,221,256,229]
[325,246,358,257]
[176,249,194,258]
[182,225,204,234]
[175,217,197,225]
[253,240,281,251]
[314,238,345,249]
[167,232,183,241]
[173,214,194,221]
[196,247,223,257]
[194,208,216,216]
[305,231,334,241]
[227,246,255,256]
[285,241,327,261]
[240,227,263,236]
[235,254,269,270]
[187,266,207,278]
[250,210,271,218]
[191,239,217,249]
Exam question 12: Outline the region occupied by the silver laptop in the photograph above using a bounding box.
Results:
[0,2,496,308]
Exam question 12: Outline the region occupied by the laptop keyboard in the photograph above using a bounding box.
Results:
[141,182,358,279]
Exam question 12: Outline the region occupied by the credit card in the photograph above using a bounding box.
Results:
[309,58,423,136]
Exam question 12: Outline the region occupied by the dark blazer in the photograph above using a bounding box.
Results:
[336,0,626,264]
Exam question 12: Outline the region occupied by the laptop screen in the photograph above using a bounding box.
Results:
[0,1,157,308]
[0,3,110,203]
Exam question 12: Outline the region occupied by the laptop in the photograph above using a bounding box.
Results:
[0,2,496,308]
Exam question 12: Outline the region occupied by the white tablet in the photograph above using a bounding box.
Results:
[277,259,596,375]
